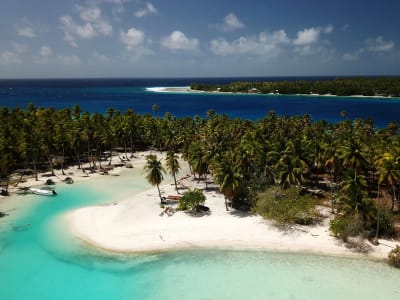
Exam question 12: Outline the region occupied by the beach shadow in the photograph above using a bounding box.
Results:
[228,210,253,218]
[185,209,212,218]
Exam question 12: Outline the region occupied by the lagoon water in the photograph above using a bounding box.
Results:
[1,78,400,299]
[1,168,400,299]
[1,77,400,127]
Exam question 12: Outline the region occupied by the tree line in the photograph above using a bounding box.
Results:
[191,77,400,97]
[1,105,400,239]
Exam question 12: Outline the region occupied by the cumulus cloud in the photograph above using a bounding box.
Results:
[17,26,36,38]
[210,30,289,56]
[293,28,319,45]
[216,13,245,32]
[293,25,333,45]
[135,2,158,18]
[12,42,28,54]
[40,46,53,57]
[91,51,110,63]
[120,27,145,50]
[16,19,37,38]
[79,6,101,22]
[33,46,53,64]
[56,55,81,65]
[60,6,112,47]
[161,31,199,51]
[0,51,22,65]
[342,36,394,62]
[366,36,395,52]
[342,48,365,61]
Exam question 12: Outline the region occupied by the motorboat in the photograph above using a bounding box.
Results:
[29,187,57,196]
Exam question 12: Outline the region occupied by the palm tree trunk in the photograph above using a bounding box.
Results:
[391,185,396,211]
[32,158,38,181]
[61,145,65,176]
[173,173,179,193]
[375,183,380,240]
[156,183,162,201]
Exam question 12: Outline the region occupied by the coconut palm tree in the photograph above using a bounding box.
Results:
[144,154,165,201]
[166,150,180,193]
[375,152,400,211]
[213,155,241,210]
[338,169,372,220]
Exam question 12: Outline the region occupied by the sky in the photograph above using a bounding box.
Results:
[0,0,399,78]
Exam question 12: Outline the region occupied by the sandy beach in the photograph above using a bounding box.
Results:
[1,150,397,260]
[53,151,397,260]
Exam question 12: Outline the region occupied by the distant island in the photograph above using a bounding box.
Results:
[190,77,400,97]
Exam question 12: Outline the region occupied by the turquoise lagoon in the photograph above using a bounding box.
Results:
[1,168,400,300]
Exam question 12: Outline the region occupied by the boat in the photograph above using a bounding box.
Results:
[29,187,57,196]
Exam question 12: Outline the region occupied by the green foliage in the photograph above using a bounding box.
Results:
[374,205,396,237]
[178,189,206,211]
[329,215,366,242]
[191,77,400,97]
[256,186,319,225]
[388,245,400,268]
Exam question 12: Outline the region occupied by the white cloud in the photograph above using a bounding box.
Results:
[342,24,350,31]
[342,48,365,61]
[366,36,394,52]
[293,25,333,45]
[91,51,110,63]
[0,51,21,65]
[79,6,102,22]
[40,46,53,57]
[210,30,289,56]
[56,55,81,65]
[293,28,320,45]
[12,42,28,54]
[216,13,245,32]
[120,27,145,50]
[33,46,52,64]
[135,2,158,18]
[323,25,334,34]
[60,6,112,47]
[16,18,37,38]
[161,31,199,51]
[17,26,36,38]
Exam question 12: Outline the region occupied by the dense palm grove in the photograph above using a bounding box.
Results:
[1,104,400,238]
[191,77,400,96]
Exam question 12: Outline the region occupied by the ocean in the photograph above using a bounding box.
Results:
[1,168,399,300]
[0,77,400,127]
[1,77,400,299]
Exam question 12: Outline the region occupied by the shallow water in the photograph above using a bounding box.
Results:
[1,168,400,299]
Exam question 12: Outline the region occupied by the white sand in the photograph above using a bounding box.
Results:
[2,150,397,259]
[62,153,399,259]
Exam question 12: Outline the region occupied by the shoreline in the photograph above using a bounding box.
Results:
[2,151,398,262]
[62,162,398,261]
[147,86,400,100]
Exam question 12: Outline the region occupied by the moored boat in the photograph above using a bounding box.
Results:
[29,187,57,196]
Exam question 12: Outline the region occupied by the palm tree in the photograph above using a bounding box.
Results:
[144,154,165,201]
[375,152,400,211]
[188,141,208,182]
[340,140,369,172]
[213,156,241,210]
[166,150,180,193]
[338,169,373,221]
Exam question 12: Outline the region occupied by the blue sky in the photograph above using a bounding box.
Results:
[0,0,399,78]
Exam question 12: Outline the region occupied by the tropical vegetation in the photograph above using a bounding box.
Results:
[191,77,400,97]
[1,104,400,240]
[178,189,206,212]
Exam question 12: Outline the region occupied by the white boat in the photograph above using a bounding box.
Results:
[29,187,57,196]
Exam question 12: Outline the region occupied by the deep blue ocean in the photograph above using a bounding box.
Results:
[1,77,400,127]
